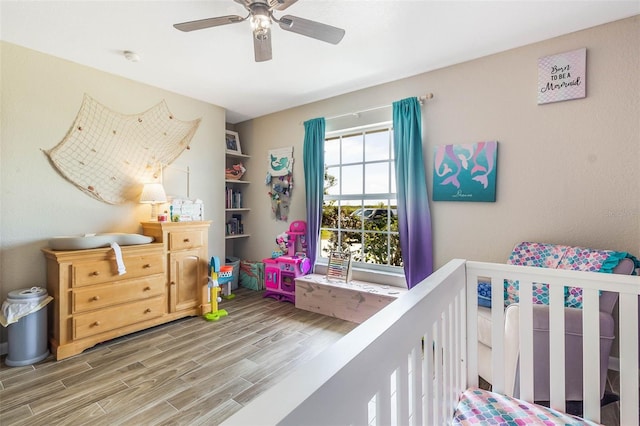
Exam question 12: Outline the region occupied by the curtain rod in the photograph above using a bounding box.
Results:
[323,93,434,122]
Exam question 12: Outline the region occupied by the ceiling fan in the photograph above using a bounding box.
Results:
[173,0,345,62]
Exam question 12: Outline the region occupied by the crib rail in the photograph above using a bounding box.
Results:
[466,261,639,424]
[222,259,639,425]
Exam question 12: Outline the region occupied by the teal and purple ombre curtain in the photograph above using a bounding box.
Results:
[303,117,326,270]
[393,97,433,288]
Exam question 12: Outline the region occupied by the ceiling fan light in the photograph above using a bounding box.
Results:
[251,14,271,31]
[250,2,271,34]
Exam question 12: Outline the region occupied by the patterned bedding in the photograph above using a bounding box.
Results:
[453,388,600,425]
[494,242,637,309]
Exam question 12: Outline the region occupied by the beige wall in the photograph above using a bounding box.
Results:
[0,42,227,342]
[235,16,639,268]
[1,17,638,346]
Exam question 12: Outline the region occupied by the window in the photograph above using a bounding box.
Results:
[319,123,402,271]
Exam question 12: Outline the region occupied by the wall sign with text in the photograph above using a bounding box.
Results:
[537,48,586,105]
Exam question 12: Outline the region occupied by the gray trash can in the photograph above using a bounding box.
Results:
[5,287,50,367]
[225,257,241,290]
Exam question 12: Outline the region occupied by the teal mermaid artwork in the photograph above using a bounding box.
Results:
[270,154,290,172]
[433,141,498,202]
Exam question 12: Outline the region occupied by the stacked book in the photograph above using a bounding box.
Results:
[225,187,243,209]
[226,214,244,236]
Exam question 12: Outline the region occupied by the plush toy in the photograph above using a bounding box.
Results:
[272,231,289,258]
[225,162,246,180]
[275,232,288,252]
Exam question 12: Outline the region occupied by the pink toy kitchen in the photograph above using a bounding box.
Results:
[263,220,311,303]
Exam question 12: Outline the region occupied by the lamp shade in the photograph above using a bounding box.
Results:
[139,183,167,204]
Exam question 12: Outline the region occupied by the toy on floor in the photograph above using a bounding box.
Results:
[204,256,233,321]
[264,220,312,303]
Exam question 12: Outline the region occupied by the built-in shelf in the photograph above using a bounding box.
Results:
[225,234,251,240]
[226,150,250,160]
[225,145,250,251]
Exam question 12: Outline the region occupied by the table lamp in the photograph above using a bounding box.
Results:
[140,183,167,220]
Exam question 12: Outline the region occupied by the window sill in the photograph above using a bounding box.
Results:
[313,262,407,289]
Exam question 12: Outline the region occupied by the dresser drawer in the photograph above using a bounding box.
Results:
[169,230,204,250]
[73,253,164,287]
[73,296,165,340]
[72,275,165,314]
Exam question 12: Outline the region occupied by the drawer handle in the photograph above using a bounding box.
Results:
[143,263,151,269]
[183,238,190,243]
[91,296,100,301]
[144,308,152,314]
[90,271,100,276]
[143,286,151,291]
[92,321,101,327]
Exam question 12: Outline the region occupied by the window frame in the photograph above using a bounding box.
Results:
[317,121,402,274]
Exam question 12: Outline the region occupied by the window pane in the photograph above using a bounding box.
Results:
[343,206,364,230]
[363,232,390,265]
[342,133,363,164]
[341,164,362,195]
[325,137,340,165]
[320,230,338,258]
[322,203,338,228]
[389,233,402,267]
[365,162,389,194]
[365,129,390,162]
[390,162,396,193]
[359,200,394,231]
[325,166,340,196]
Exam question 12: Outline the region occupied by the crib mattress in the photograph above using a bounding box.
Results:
[453,388,600,425]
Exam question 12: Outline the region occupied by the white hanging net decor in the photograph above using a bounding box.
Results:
[45,94,201,204]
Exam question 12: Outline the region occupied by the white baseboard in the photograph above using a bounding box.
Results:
[0,342,7,356]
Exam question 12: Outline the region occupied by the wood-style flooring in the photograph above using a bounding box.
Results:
[0,288,357,425]
[0,287,624,425]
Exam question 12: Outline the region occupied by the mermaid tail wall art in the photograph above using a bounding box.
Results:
[433,141,498,202]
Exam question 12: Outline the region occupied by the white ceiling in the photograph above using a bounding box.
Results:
[1,1,638,123]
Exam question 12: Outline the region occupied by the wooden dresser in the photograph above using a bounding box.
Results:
[141,221,211,316]
[43,221,211,360]
[43,243,166,360]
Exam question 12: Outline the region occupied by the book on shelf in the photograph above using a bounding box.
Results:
[226,214,244,236]
[225,187,243,209]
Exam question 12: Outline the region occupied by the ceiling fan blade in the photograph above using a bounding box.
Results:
[269,0,299,11]
[278,15,345,44]
[254,28,273,62]
[174,15,245,32]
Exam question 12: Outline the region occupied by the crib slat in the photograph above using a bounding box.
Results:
[410,344,423,426]
[454,289,463,395]
[434,321,442,425]
[518,279,534,401]
[377,378,391,426]
[397,360,409,426]
[444,303,454,418]
[619,293,639,425]
[423,327,434,426]
[548,283,566,412]
[465,273,478,389]
[434,319,444,425]
[582,288,601,422]
[491,276,506,394]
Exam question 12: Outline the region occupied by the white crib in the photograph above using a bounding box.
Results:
[222,259,639,425]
